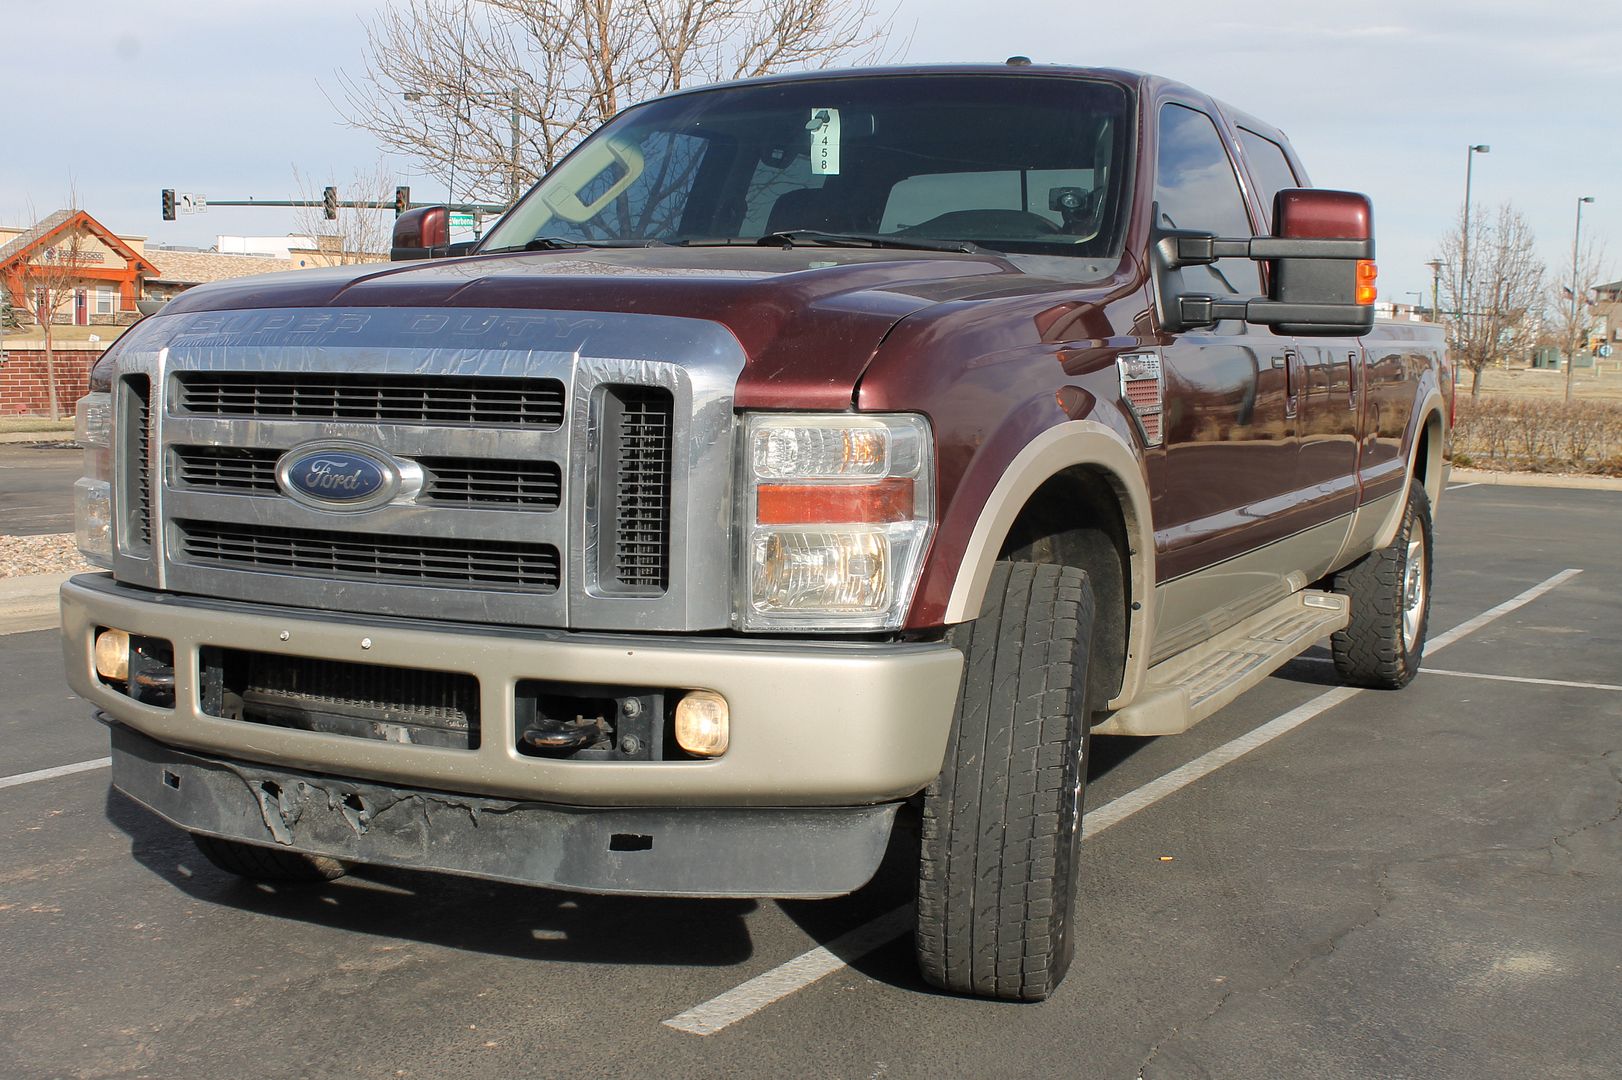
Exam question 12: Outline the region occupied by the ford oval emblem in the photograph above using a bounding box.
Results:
[276,443,399,512]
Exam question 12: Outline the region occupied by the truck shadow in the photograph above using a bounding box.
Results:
[106,788,759,968]
[104,727,1153,989]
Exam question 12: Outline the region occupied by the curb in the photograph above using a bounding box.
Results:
[1450,468,1622,493]
[0,571,78,635]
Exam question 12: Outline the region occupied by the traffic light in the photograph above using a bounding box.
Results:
[161,189,176,221]
[323,186,338,220]
[395,186,410,216]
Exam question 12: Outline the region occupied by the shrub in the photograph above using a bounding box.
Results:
[1450,397,1622,475]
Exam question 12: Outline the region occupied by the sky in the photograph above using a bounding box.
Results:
[3,0,1618,302]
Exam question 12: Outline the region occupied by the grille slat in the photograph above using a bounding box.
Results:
[178,520,560,592]
[171,447,562,510]
[177,372,565,428]
[605,388,673,591]
[122,376,153,552]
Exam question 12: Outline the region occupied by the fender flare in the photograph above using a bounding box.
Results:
[1368,389,1447,552]
[942,420,1155,708]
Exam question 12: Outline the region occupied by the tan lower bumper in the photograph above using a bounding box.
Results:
[61,575,963,807]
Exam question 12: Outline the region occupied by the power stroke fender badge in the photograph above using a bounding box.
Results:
[275,443,405,512]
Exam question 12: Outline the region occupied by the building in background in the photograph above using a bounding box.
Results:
[0,211,158,327]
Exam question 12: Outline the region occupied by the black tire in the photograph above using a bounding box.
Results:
[1331,483,1433,689]
[191,834,348,883]
[916,561,1095,1001]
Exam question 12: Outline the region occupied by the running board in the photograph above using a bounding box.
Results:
[1094,590,1350,737]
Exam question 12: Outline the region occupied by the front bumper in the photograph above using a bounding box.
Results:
[110,725,898,898]
[62,574,963,806]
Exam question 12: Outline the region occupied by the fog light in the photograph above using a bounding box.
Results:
[674,690,729,757]
[95,629,131,682]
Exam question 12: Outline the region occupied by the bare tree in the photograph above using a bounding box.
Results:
[291,164,396,264]
[1546,237,1610,403]
[12,207,93,421]
[1434,203,1546,399]
[334,0,897,206]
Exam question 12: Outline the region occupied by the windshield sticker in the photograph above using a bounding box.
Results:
[807,108,841,176]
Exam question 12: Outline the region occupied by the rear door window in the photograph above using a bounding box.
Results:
[1237,128,1301,229]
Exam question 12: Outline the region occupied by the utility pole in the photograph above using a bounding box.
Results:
[1567,195,1596,404]
[510,87,523,207]
[1426,259,1443,323]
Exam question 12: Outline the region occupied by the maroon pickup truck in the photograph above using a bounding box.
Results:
[63,63,1450,1001]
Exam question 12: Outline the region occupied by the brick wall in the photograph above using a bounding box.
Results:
[0,350,99,417]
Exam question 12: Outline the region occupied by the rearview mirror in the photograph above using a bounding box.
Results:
[1153,189,1377,337]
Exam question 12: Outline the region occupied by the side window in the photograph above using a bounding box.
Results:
[1237,129,1301,230]
[1154,104,1261,297]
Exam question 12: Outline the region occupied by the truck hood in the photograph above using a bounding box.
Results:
[156,246,1073,409]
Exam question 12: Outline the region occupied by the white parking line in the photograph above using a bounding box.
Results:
[0,757,111,791]
[1419,668,1622,693]
[1446,482,1481,492]
[663,567,1584,1036]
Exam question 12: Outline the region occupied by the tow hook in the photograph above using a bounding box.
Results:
[519,719,605,752]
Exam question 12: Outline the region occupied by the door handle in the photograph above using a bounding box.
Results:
[1284,349,1299,419]
[1347,350,1359,411]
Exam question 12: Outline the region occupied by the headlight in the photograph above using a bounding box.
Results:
[740,414,933,631]
[74,392,115,568]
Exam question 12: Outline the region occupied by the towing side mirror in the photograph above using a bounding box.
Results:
[1153,189,1377,337]
[391,205,448,261]
[391,206,471,261]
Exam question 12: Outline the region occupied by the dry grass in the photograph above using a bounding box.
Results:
[0,417,74,434]
[1467,363,1622,403]
[1,323,130,348]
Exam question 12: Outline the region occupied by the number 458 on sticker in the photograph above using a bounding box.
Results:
[807,108,841,176]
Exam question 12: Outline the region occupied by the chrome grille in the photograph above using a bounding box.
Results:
[172,447,563,510]
[175,372,566,428]
[126,305,744,631]
[176,520,561,592]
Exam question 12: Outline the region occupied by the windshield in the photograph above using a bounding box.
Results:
[482,74,1133,258]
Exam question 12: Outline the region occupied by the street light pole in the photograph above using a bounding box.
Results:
[1466,141,1485,377]
[1460,144,1490,324]
[1567,195,1596,403]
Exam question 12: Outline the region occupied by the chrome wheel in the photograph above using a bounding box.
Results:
[1400,528,1427,652]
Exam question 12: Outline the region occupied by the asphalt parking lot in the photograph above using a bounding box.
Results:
[2,482,1618,1080]
[0,444,81,536]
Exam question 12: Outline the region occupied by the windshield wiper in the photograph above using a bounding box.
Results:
[478,237,668,254]
[754,230,988,254]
